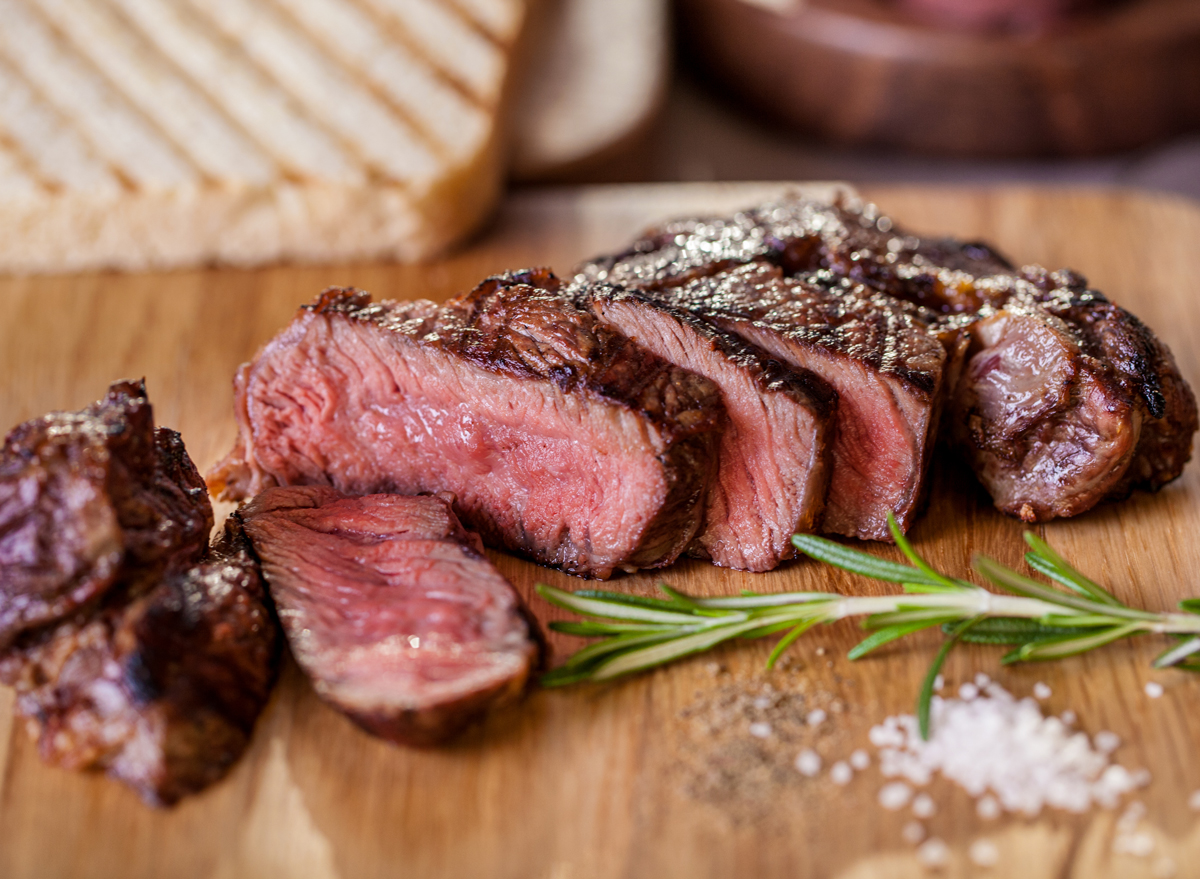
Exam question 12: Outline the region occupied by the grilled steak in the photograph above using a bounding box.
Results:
[237,486,539,746]
[945,273,1199,521]
[0,380,212,649]
[580,195,1196,525]
[0,383,280,806]
[577,284,836,570]
[210,270,725,578]
[661,263,947,541]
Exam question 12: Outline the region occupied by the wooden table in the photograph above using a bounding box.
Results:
[2,184,1200,879]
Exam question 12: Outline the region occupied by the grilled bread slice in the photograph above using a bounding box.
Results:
[0,0,527,274]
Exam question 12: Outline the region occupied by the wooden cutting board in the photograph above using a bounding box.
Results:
[2,183,1200,879]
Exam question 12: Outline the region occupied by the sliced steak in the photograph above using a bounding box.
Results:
[0,380,212,649]
[664,263,947,541]
[210,270,725,578]
[237,486,539,746]
[576,284,836,570]
[580,195,1196,524]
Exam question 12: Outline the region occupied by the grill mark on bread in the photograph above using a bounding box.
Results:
[346,0,490,110]
[0,130,58,196]
[0,53,121,194]
[111,0,364,185]
[259,0,447,161]
[17,0,214,186]
[0,0,194,188]
[268,0,485,159]
[182,0,441,189]
[33,0,277,187]
[440,0,508,48]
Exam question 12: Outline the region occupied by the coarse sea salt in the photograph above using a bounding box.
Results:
[869,682,1148,816]
[795,749,822,777]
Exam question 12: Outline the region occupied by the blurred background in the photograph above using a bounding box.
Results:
[3,0,1198,274]
[533,0,1200,201]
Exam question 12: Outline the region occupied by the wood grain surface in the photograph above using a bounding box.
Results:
[2,183,1200,879]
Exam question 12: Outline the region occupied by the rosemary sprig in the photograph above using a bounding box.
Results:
[536,516,1200,738]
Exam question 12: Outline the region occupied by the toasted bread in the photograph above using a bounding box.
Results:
[0,0,527,274]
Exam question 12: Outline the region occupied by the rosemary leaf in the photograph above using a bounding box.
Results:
[918,618,980,739]
[1153,636,1200,669]
[849,620,945,660]
[1003,622,1143,663]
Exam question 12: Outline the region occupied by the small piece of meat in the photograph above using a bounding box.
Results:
[237,486,540,746]
[209,270,725,578]
[663,263,947,541]
[946,276,1199,521]
[0,380,212,650]
[577,284,836,570]
[0,518,280,807]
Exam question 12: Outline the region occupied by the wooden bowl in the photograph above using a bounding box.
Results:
[678,0,1200,156]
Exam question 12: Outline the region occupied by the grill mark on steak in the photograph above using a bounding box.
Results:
[237,486,540,746]
[209,270,725,578]
[0,380,212,650]
[655,263,946,541]
[575,283,836,570]
[0,383,280,806]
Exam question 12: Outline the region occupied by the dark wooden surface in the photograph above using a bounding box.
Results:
[2,183,1200,878]
[679,0,1200,157]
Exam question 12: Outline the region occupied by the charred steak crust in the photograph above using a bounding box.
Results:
[0,519,279,807]
[0,382,280,806]
[576,282,837,570]
[237,486,540,746]
[0,380,212,650]
[210,272,725,578]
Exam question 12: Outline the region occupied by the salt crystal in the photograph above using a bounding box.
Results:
[1189,789,1200,811]
[901,821,925,845]
[968,839,999,868]
[1034,682,1052,700]
[795,749,822,777]
[1113,831,1155,858]
[807,708,828,727]
[867,681,1143,819]
[975,673,991,688]
[933,675,945,691]
[878,782,913,810]
[1094,731,1121,754]
[1061,710,1077,725]
[912,793,936,818]
[1118,801,1147,832]
[1145,681,1165,699]
[849,749,870,770]
[753,696,772,711]
[815,647,827,656]
[830,761,853,785]
[976,796,1001,820]
[916,838,949,868]
[749,722,772,739]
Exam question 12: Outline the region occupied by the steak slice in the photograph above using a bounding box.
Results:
[0,380,212,649]
[577,284,836,570]
[209,270,725,578]
[664,263,948,541]
[237,486,540,746]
